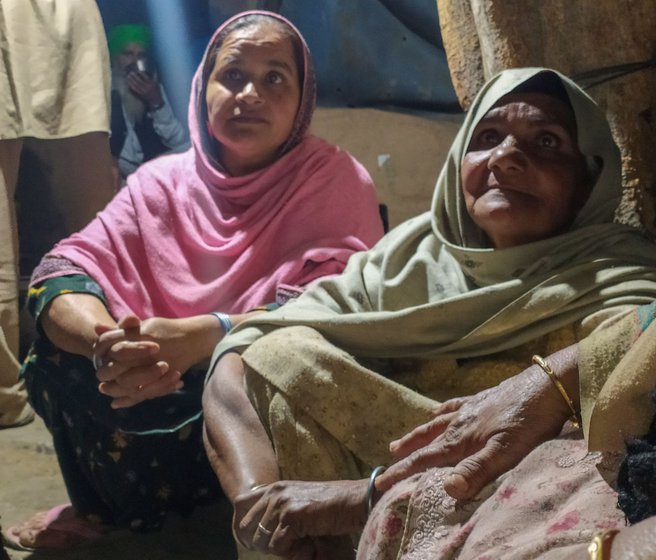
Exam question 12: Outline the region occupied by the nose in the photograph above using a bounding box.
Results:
[236,82,263,105]
[487,136,527,173]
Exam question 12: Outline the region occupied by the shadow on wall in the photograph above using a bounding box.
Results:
[312,108,463,229]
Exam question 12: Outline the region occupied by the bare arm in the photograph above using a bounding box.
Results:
[40,293,116,360]
[202,351,280,502]
[202,352,369,558]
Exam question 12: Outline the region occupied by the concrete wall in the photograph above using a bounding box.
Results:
[311,107,462,229]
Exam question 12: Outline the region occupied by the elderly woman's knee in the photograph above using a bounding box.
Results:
[244,325,331,361]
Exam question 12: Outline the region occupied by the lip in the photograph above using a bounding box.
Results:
[229,115,268,125]
[485,181,533,197]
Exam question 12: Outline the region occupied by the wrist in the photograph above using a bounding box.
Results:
[186,315,223,361]
[532,354,581,428]
[209,312,233,335]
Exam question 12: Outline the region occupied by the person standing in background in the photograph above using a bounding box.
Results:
[0,0,116,428]
[108,24,189,181]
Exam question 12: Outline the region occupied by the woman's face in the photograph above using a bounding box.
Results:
[461,92,591,249]
[205,23,301,176]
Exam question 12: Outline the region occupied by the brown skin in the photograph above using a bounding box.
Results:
[205,23,301,176]
[462,93,591,249]
[203,353,369,559]
[377,345,579,499]
[92,311,260,409]
[40,292,255,410]
[202,93,594,557]
[40,293,116,359]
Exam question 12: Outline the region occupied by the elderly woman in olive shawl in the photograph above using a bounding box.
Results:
[203,68,656,559]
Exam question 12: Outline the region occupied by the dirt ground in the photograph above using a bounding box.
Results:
[0,417,237,559]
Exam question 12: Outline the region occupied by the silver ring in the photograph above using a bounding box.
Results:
[92,353,104,371]
[257,522,273,536]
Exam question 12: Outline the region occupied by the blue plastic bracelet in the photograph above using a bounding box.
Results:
[210,311,233,334]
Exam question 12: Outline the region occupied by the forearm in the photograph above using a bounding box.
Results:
[202,352,280,502]
[40,293,115,359]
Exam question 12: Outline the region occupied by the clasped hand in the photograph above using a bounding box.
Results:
[93,315,198,409]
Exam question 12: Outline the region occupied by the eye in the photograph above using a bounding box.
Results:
[470,128,501,149]
[481,130,500,144]
[223,68,243,82]
[266,71,284,84]
[538,133,559,149]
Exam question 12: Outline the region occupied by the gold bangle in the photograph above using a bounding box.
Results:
[532,355,581,429]
[587,528,619,560]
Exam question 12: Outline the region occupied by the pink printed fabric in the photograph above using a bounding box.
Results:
[34,12,383,319]
[358,437,625,560]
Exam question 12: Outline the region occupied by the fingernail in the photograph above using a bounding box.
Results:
[445,473,469,495]
[389,441,399,453]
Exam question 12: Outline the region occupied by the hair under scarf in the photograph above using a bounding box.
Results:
[214,67,656,363]
[33,11,383,319]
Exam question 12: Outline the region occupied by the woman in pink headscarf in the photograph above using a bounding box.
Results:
[8,11,383,551]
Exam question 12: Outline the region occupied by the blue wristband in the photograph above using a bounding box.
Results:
[210,311,233,334]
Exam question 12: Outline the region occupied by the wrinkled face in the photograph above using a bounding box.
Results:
[205,23,301,176]
[115,42,147,74]
[461,92,592,249]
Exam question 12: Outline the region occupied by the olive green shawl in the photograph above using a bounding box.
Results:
[212,67,656,364]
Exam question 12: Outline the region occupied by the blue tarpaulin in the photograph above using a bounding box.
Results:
[279,0,459,110]
[97,0,460,119]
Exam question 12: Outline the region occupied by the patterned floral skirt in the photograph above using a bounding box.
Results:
[20,273,224,531]
[22,335,223,532]
[357,435,625,559]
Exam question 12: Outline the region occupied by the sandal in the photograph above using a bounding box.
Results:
[2,504,111,551]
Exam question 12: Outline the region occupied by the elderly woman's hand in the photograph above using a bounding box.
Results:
[232,480,368,558]
[376,346,579,501]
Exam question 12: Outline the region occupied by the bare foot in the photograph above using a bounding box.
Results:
[5,504,110,551]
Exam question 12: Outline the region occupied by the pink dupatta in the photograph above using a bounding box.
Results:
[35,11,383,319]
